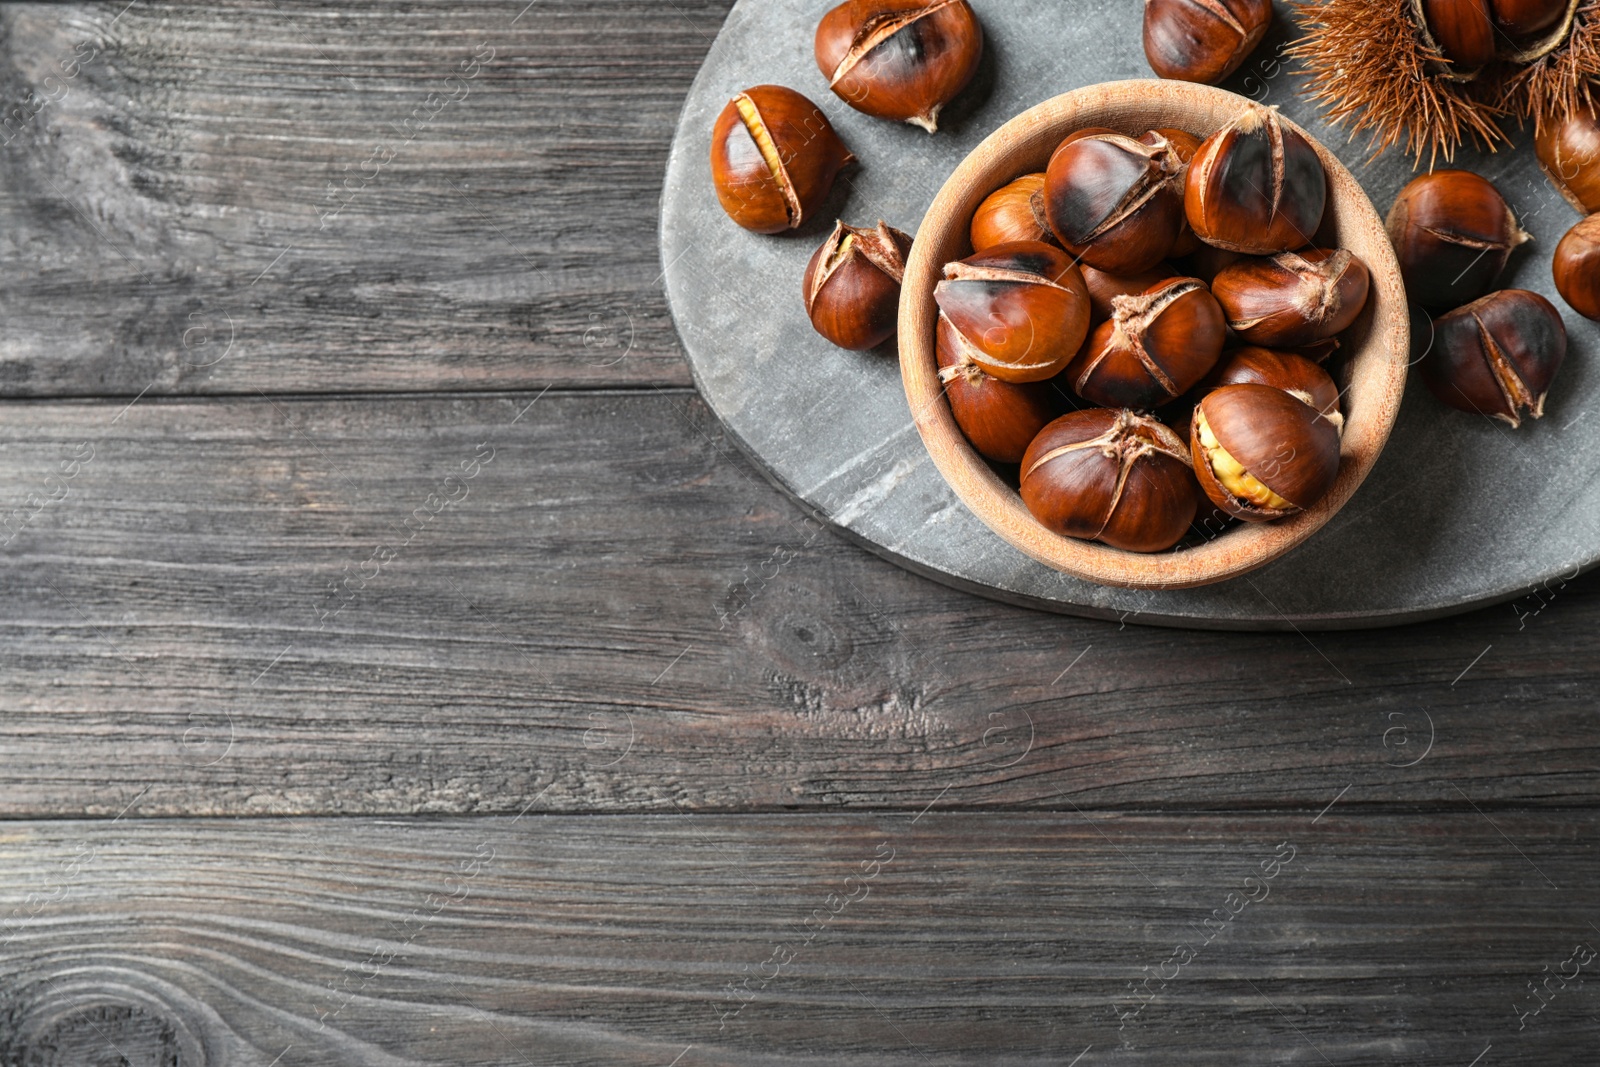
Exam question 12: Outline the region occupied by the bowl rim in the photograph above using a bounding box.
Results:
[897,79,1410,591]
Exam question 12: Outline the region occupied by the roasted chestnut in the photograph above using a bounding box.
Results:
[815,0,983,133]
[1421,289,1567,427]
[1080,262,1180,322]
[971,173,1054,251]
[1211,247,1370,347]
[1554,212,1600,320]
[1066,276,1226,409]
[1186,105,1327,255]
[936,314,1059,462]
[1191,383,1342,521]
[932,241,1091,382]
[1535,102,1600,214]
[1386,170,1529,310]
[1143,0,1273,85]
[1044,129,1188,274]
[1019,408,1198,552]
[711,85,855,234]
[1201,346,1344,435]
[802,220,913,349]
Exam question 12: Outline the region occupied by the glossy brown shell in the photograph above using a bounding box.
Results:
[815,0,983,131]
[1554,213,1600,321]
[1421,289,1567,427]
[1185,104,1326,254]
[1211,247,1369,347]
[1019,409,1198,552]
[709,85,854,234]
[1191,384,1341,521]
[932,241,1091,382]
[936,315,1060,463]
[1143,0,1273,85]
[1385,170,1526,310]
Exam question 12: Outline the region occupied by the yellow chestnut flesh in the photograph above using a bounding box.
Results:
[1194,409,1292,510]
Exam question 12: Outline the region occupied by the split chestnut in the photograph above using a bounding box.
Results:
[1421,289,1566,428]
[1065,276,1226,409]
[815,0,983,133]
[802,221,914,350]
[932,241,1092,382]
[1211,248,1370,347]
[710,85,854,234]
[1191,384,1341,522]
[1043,129,1189,274]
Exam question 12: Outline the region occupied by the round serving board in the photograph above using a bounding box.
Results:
[660,0,1600,630]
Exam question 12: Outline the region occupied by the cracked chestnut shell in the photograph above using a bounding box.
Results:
[970,173,1054,252]
[1554,213,1600,321]
[1191,383,1341,522]
[932,241,1091,383]
[1536,102,1600,214]
[1185,105,1326,255]
[1080,262,1180,323]
[936,314,1059,463]
[710,85,855,234]
[1044,129,1188,274]
[1211,247,1370,347]
[1143,0,1273,85]
[1421,289,1566,427]
[1065,276,1226,409]
[802,220,914,350]
[1200,346,1344,435]
[1386,170,1529,310]
[1020,408,1199,552]
[815,0,983,133]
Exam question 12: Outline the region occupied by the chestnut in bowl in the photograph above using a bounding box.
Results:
[936,314,1060,464]
[1065,276,1226,409]
[899,81,1407,589]
[932,241,1091,382]
[1211,248,1370,347]
[1043,128,1188,274]
[1185,103,1327,255]
[1020,408,1199,552]
[1191,383,1342,522]
[970,173,1054,251]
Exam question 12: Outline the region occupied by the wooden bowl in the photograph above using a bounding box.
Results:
[898,80,1409,590]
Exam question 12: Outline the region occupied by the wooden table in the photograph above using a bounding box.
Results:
[0,3,1595,1063]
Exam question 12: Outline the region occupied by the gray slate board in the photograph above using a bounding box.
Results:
[661,0,1599,630]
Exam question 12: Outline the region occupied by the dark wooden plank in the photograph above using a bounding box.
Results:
[0,813,1596,1065]
[0,0,729,397]
[0,389,1596,816]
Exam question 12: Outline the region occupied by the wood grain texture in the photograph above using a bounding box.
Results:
[1,814,1596,1065]
[0,0,730,397]
[0,389,1595,817]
